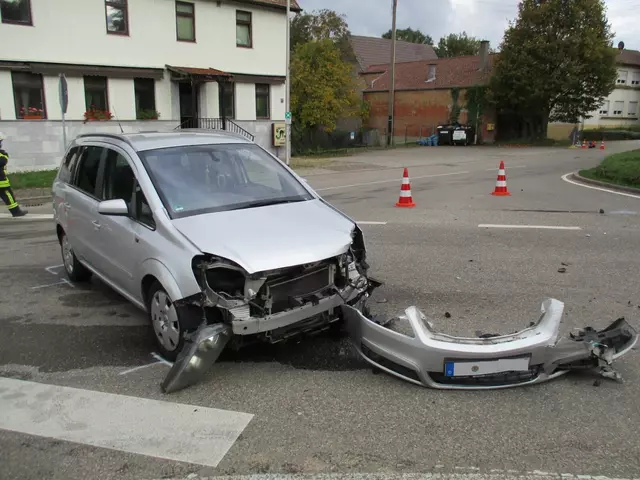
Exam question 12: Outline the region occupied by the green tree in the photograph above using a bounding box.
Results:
[489,0,618,138]
[290,39,364,132]
[382,27,433,45]
[290,9,355,62]
[435,32,482,57]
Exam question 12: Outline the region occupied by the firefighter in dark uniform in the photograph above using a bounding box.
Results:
[0,132,28,217]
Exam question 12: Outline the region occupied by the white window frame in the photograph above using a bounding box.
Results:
[599,100,610,116]
[631,72,640,86]
[617,70,628,84]
[628,101,638,117]
[612,100,624,116]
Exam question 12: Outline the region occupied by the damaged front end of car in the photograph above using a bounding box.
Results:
[340,298,638,389]
[161,226,382,393]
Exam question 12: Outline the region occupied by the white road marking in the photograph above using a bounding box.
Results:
[0,377,254,468]
[158,472,640,480]
[31,280,70,290]
[478,224,582,230]
[151,352,174,367]
[315,171,470,192]
[45,264,65,275]
[357,221,388,225]
[119,361,165,376]
[561,172,640,199]
[0,213,54,220]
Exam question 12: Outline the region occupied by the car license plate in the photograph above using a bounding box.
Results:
[444,357,530,377]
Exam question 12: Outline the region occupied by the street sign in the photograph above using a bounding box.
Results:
[58,74,68,114]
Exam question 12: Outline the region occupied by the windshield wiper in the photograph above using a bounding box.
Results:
[229,197,308,211]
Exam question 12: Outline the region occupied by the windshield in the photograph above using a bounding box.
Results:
[138,143,314,218]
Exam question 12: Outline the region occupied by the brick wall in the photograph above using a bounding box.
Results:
[363,89,496,143]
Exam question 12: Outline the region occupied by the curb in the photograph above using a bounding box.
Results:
[570,172,640,195]
[20,196,50,207]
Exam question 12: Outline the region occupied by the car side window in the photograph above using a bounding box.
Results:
[133,182,155,229]
[58,146,83,184]
[74,146,104,197]
[101,147,135,209]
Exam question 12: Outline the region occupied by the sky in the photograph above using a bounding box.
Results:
[296,0,639,51]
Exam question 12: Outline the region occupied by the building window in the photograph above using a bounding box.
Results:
[176,1,195,42]
[617,70,628,84]
[598,100,609,116]
[134,78,157,119]
[632,72,640,86]
[12,72,46,119]
[105,0,128,35]
[613,100,624,116]
[255,84,270,119]
[236,10,252,48]
[219,83,235,119]
[628,101,638,117]
[84,76,109,112]
[0,0,32,25]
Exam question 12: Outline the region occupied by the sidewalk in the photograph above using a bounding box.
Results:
[0,203,53,220]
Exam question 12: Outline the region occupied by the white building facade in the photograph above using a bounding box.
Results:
[0,0,300,171]
[582,48,640,129]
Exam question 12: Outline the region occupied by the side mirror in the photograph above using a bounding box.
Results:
[98,198,129,216]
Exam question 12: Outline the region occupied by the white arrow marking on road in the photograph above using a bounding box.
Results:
[0,377,254,468]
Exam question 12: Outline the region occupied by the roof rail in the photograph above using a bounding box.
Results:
[178,128,252,142]
[74,132,138,149]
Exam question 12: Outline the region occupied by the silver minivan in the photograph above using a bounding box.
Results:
[52,131,378,362]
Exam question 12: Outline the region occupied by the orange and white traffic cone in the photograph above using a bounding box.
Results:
[599,139,606,150]
[395,167,416,208]
[491,160,511,196]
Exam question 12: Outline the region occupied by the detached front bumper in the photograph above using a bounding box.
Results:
[341,299,638,390]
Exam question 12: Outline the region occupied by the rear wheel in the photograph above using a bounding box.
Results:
[147,282,185,362]
[60,231,92,282]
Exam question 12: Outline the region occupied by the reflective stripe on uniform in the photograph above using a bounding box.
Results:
[4,190,18,209]
[0,180,10,188]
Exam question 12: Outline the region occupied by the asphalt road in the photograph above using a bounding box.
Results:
[1,142,640,480]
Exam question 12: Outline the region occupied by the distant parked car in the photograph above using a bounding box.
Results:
[52,131,378,361]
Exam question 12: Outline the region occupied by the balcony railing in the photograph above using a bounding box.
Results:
[176,117,255,142]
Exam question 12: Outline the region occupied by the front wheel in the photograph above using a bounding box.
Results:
[147,282,185,362]
[60,231,92,282]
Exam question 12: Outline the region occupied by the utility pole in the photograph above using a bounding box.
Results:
[285,0,292,165]
[387,0,398,147]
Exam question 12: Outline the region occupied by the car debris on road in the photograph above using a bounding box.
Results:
[341,298,637,390]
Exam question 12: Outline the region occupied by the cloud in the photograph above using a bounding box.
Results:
[296,0,639,50]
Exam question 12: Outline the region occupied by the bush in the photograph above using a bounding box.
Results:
[582,129,640,141]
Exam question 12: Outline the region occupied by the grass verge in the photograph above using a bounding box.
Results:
[7,169,58,190]
[579,149,640,189]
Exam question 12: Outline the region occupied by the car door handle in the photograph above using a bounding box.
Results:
[63,202,70,210]
[92,220,101,230]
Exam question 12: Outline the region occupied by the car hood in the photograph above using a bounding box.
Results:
[171,199,356,274]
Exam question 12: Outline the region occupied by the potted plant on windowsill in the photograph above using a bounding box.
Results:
[20,107,45,119]
[84,106,114,122]
[137,109,161,120]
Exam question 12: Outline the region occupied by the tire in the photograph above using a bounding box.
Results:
[146,281,185,362]
[60,230,92,282]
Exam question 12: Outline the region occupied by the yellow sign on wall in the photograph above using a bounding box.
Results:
[487,123,495,131]
[273,122,286,147]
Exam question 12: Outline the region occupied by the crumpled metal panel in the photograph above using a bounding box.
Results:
[341,298,638,390]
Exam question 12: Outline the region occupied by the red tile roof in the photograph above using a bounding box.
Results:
[363,54,496,92]
[617,48,640,66]
[350,35,438,72]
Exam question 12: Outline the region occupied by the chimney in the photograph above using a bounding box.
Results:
[427,64,436,82]
[479,40,489,71]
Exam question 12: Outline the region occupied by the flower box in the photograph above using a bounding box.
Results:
[23,115,43,120]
